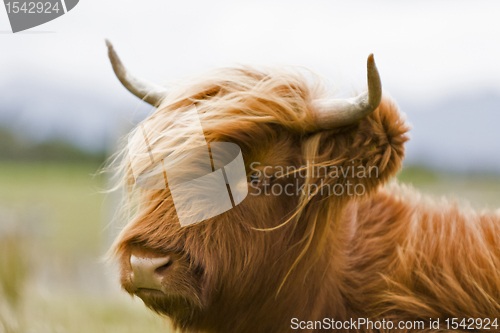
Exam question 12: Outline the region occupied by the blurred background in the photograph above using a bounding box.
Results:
[0,1,499,332]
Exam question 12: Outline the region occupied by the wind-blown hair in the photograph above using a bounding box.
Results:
[104,65,436,333]
[107,64,406,270]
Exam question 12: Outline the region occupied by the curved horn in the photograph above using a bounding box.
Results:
[312,54,382,129]
[106,40,168,106]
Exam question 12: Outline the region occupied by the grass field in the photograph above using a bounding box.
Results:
[0,162,170,333]
[0,162,499,332]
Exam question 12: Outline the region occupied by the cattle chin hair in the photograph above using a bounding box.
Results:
[136,289,206,326]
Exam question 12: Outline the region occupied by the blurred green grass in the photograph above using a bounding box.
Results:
[0,162,170,333]
[0,162,104,255]
[398,166,500,211]
[0,161,499,332]
[21,292,170,333]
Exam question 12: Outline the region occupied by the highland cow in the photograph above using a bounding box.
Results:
[106,40,500,332]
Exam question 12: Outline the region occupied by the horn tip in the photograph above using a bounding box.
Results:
[105,40,120,63]
[367,53,375,64]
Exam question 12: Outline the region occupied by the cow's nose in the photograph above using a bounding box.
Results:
[130,254,171,290]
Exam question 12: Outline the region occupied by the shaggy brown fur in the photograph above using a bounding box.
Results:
[108,66,500,332]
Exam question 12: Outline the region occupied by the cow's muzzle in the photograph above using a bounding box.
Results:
[129,252,172,291]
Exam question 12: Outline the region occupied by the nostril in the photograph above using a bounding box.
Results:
[154,260,172,276]
[129,253,172,290]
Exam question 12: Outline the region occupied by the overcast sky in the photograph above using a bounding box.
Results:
[1,0,499,101]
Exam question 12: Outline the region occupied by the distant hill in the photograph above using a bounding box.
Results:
[0,127,106,162]
[400,91,500,173]
[0,76,151,154]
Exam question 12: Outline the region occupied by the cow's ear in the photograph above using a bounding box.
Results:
[311,95,410,197]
